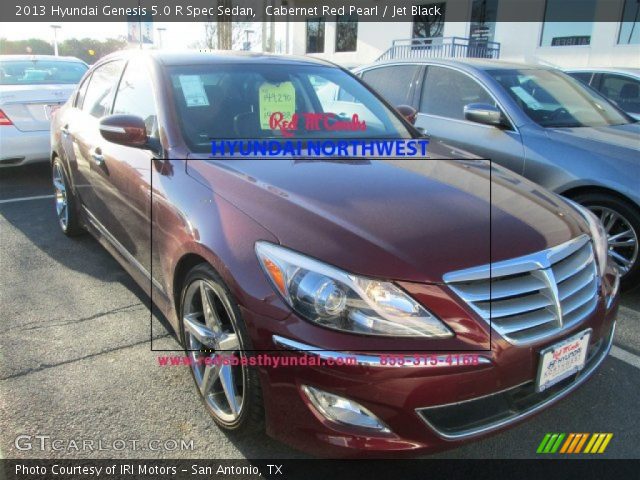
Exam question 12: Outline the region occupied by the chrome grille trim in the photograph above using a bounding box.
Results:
[444,235,599,345]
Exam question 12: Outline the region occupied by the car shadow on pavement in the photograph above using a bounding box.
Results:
[0,162,179,344]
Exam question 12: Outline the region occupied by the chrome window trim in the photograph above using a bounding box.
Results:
[272,335,492,368]
[404,63,517,132]
[416,321,615,441]
[358,62,520,133]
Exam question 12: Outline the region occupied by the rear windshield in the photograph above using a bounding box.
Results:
[0,60,88,85]
[166,63,411,152]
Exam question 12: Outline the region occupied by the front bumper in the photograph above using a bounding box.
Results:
[245,270,619,457]
[0,125,50,167]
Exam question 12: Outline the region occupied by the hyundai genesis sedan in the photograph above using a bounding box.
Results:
[50,51,620,457]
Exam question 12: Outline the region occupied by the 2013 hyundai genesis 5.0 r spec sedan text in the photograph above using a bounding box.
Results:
[50,51,620,457]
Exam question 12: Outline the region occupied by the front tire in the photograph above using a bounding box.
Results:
[179,263,264,435]
[572,192,640,289]
[52,158,83,236]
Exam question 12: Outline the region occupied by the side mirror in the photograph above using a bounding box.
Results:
[464,103,505,127]
[396,104,418,125]
[99,114,148,148]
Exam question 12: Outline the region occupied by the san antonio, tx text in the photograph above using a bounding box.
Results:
[211,139,430,157]
[15,463,268,476]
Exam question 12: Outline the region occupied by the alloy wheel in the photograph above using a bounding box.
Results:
[52,162,68,231]
[587,205,638,276]
[182,279,246,425]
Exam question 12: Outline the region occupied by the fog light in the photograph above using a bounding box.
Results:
[301,385,390,432]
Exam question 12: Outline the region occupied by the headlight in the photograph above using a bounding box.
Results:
[565,199,609,275]
[255,242,453,338]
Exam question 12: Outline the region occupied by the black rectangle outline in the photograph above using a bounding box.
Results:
[148,157,495,353]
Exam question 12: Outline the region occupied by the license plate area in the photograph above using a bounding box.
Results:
[536,329,592,392]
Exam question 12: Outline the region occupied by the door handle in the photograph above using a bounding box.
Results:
[61,125,70,136]
[91,148,104,166]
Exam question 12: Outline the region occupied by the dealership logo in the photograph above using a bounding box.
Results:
[268,111,367,137]
[536,433,613,454]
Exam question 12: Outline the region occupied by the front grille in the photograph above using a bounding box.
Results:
[444,235,598,345]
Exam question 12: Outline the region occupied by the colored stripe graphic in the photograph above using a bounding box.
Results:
[584,433,598,453]
[598,433,613,453]
[560,433,575,453]
[550,433,565,453]
[537,433,552,453]
[539,433,613,454]
[544,433,559,453]
[574,433,589,453]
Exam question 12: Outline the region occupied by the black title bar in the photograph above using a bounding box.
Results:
[4,0,631,22]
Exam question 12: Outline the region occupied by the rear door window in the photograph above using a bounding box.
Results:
[598,73,640,115]
[360,65,421,106]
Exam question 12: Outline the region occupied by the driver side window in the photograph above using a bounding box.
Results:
[112,62,158,137]
[420,66,496,121]
[82,61,124,119]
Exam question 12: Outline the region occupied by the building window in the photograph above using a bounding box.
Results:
[306,17,325,53]
[470,0,499,42]
[540,0,597,46]
[413,3,446,40]
[335,15,358,52]
[618,0,640,44]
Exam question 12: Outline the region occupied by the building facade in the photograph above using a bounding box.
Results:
[287,0,640,68]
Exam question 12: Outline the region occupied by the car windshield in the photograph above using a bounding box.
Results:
[167,63,412,152]
[487,68,632,128]
[0,59,87,85]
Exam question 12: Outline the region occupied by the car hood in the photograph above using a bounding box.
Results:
[187,159,588,283]
[545,123,640,161]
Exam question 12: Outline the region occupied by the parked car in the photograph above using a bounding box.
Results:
[355,59,640,287]
[566,68,640,120]
[51,51,619,457]
[0,55,88,167]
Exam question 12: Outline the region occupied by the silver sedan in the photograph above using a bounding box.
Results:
[0,55,87,167]
[355,59,640,288]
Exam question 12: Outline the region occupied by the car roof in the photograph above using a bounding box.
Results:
[0,54,85,63]
[564,67,640,77]
[98,49,339,68]
[359,58,553,72]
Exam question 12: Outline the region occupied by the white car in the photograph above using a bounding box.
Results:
[0,55,88,167]
[565,67,640,121]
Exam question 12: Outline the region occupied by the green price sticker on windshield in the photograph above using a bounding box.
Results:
[259,81,295,130]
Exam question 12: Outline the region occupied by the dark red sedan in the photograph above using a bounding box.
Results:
[50,51,619,457]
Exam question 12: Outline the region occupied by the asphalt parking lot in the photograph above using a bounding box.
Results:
[1,163,639,460]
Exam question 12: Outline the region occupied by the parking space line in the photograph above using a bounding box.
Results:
[0,194,54,205]
[610,345,640,370]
